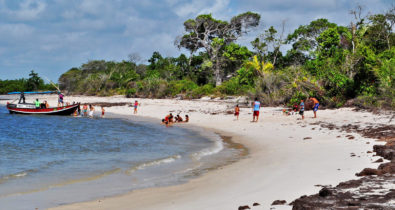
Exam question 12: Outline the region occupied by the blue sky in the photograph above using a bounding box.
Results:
[0,0,391,81]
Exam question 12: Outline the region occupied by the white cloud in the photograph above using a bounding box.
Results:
[5,0,47,20]
[0,0,392,81]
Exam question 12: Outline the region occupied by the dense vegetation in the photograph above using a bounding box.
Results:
[11,7,395,109]
[0,71,56,94]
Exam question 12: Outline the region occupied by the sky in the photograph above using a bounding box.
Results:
[0,0,392,81]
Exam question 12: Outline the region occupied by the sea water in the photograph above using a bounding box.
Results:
[0,105,243,210]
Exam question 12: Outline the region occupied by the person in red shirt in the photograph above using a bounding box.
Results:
[234,104,240,120]
[134,100,139,114]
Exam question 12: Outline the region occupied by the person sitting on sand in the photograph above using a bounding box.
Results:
[292,103,298,114]
[252,97,261,122]
[309,96,319,118]
[185,115,189,122]
[176,114,183,122]
[235,104,240,120]
[164,113,173,124]
[299,99,305,120]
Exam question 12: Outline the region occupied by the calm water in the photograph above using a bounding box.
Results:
[0,105,241,210]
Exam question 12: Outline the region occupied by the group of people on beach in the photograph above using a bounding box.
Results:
[161,113,189,127]
[282,96,319,119]
[235,96,320,121]
[74,104,102,118]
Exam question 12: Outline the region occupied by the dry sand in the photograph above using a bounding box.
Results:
[1,95,393,209]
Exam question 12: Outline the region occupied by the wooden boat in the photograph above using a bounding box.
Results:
[7,103,80,115]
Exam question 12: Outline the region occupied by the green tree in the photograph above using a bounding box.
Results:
[26,70,44,91]
[177,12,260,86]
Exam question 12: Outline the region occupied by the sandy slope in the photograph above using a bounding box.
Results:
[1,95,392,210]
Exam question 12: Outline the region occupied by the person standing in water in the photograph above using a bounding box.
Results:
[88,104,95,118]
[252,97,261,122]
[309,96,319,118]
[101,107,105,118]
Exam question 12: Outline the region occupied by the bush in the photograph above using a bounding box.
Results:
[167,80,198,96]
[126,88,137,98]
[216,78,244,95]
[189,84,215,98]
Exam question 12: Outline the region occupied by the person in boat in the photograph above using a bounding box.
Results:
[40,100,47,109]
[58,92,64,107]
[35,99,40,109]
[19,92,25,104]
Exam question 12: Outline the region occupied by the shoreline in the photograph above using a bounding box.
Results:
[1,95,393,209]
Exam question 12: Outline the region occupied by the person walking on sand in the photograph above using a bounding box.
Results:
[234,104,240,120]
[299,99,305,120]
[101,107,105,118]
[252,97,261,122]
[309,96,319,118]
[133,100,139,114]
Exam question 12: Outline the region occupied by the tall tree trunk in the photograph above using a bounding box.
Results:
[215,56,222,86]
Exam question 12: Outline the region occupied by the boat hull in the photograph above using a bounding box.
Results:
[7,103,79,115]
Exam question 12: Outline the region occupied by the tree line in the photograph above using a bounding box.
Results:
[4,6,394,109]
[0,71,57,94]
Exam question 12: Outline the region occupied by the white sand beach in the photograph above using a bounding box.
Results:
[1,95,392,209]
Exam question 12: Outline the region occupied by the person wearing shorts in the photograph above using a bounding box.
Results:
[134,100,139,114]
[299,99,305,120]
[252,97,261,122]
[58,93,64,107]
[309,97,319,118]
[234,104,240,120]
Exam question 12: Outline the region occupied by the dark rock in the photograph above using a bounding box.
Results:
[238,205,250,210]
[318,187,332,197]
[303,137,312,140]
[271,200,287,205]
[374,158,384,163]
[356,168,380,176]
